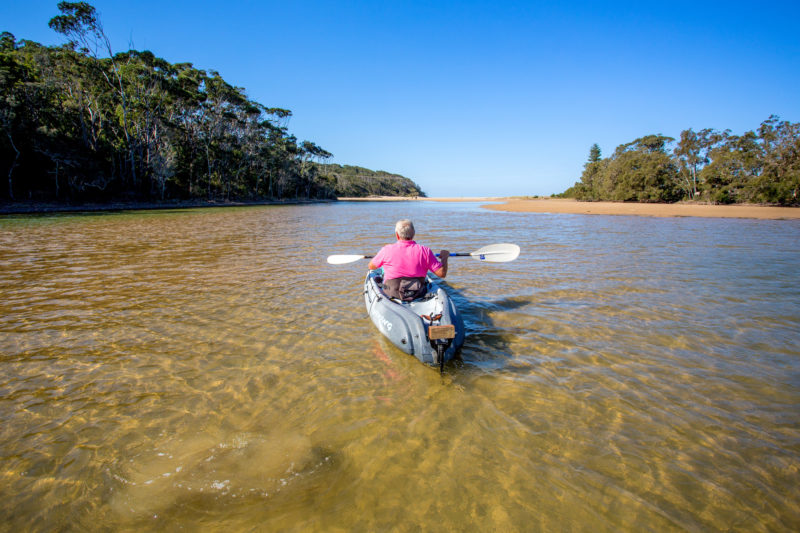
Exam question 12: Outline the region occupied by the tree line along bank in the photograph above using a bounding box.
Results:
[0,3,424,206]
[559,118,799,205]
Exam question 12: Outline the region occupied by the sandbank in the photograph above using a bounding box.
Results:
[481,198,799,220]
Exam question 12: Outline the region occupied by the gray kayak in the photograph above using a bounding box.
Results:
[364,269,465,367]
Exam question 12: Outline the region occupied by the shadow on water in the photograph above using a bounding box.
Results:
[437,279,533,373]
[359,277,531,378]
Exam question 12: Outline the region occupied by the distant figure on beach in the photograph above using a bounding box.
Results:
[368,219,449,301]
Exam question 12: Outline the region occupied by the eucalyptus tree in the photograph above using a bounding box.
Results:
[595,135,679,202]
[0,32,23,198]
[756,116,800,204]
[49,1,140,187]
[298,140,333,198]
[0,4,408,204]
[0,34,83,199]
[699,130,763,203]
[24,42,96,197]
[119,50,180,198]
[168,65,210,197]
[674,128,714,199]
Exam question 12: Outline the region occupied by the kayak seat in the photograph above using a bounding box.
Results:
[371,273,434,303]
[393,288,436,305]
[382,276,429,302]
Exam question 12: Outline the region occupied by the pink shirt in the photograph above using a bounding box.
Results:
[371,240,442,280]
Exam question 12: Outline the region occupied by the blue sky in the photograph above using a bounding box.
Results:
[3,1,799,197]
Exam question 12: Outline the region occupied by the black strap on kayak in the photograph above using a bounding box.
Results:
[428,325,455,374]
[436,344,446,374]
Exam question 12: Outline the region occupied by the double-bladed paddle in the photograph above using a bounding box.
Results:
[326,243,520,265]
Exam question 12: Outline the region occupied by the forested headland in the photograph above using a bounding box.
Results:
[0,2,424,208]
[318,164,424,197]
[559,118,799,205]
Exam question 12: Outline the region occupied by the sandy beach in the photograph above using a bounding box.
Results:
[480,198,800,220]
[338,196,799,219]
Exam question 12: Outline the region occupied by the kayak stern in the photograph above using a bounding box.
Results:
[364,269,465,366]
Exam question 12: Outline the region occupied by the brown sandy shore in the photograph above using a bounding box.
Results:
[480,198,800,220]
[340,196,800,220]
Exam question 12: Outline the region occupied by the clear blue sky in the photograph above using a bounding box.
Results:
[3,1,799,197]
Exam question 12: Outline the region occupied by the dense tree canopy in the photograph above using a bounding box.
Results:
[0,3,423,205]
[561,117,800,205]
[319,164,425,197]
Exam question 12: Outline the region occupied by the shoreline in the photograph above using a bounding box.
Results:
[339,196,800,219]
[337,196,508,202]
[0,198,332,215]
[2,197,798,220]
[480,198,800,220]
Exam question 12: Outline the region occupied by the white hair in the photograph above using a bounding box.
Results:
[395,219,415,240]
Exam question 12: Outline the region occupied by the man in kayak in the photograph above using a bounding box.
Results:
[368,219,450,301]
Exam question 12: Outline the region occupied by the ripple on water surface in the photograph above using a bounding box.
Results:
[1,204,799,531]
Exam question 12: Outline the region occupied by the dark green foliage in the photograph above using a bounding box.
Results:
[317,164,425,197]
[588,143,601,163]
[0,6,423,205]
[563,118,799,205]
[569,135,680,202]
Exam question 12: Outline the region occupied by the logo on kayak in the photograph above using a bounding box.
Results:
[378,313,392,331]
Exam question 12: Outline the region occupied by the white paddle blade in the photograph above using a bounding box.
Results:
[326,254,366,265]
[469,243,520,262]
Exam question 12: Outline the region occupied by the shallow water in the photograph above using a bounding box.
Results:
[1,202,799,531]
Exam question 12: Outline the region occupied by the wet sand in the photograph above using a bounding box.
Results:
[480,198,800,220]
